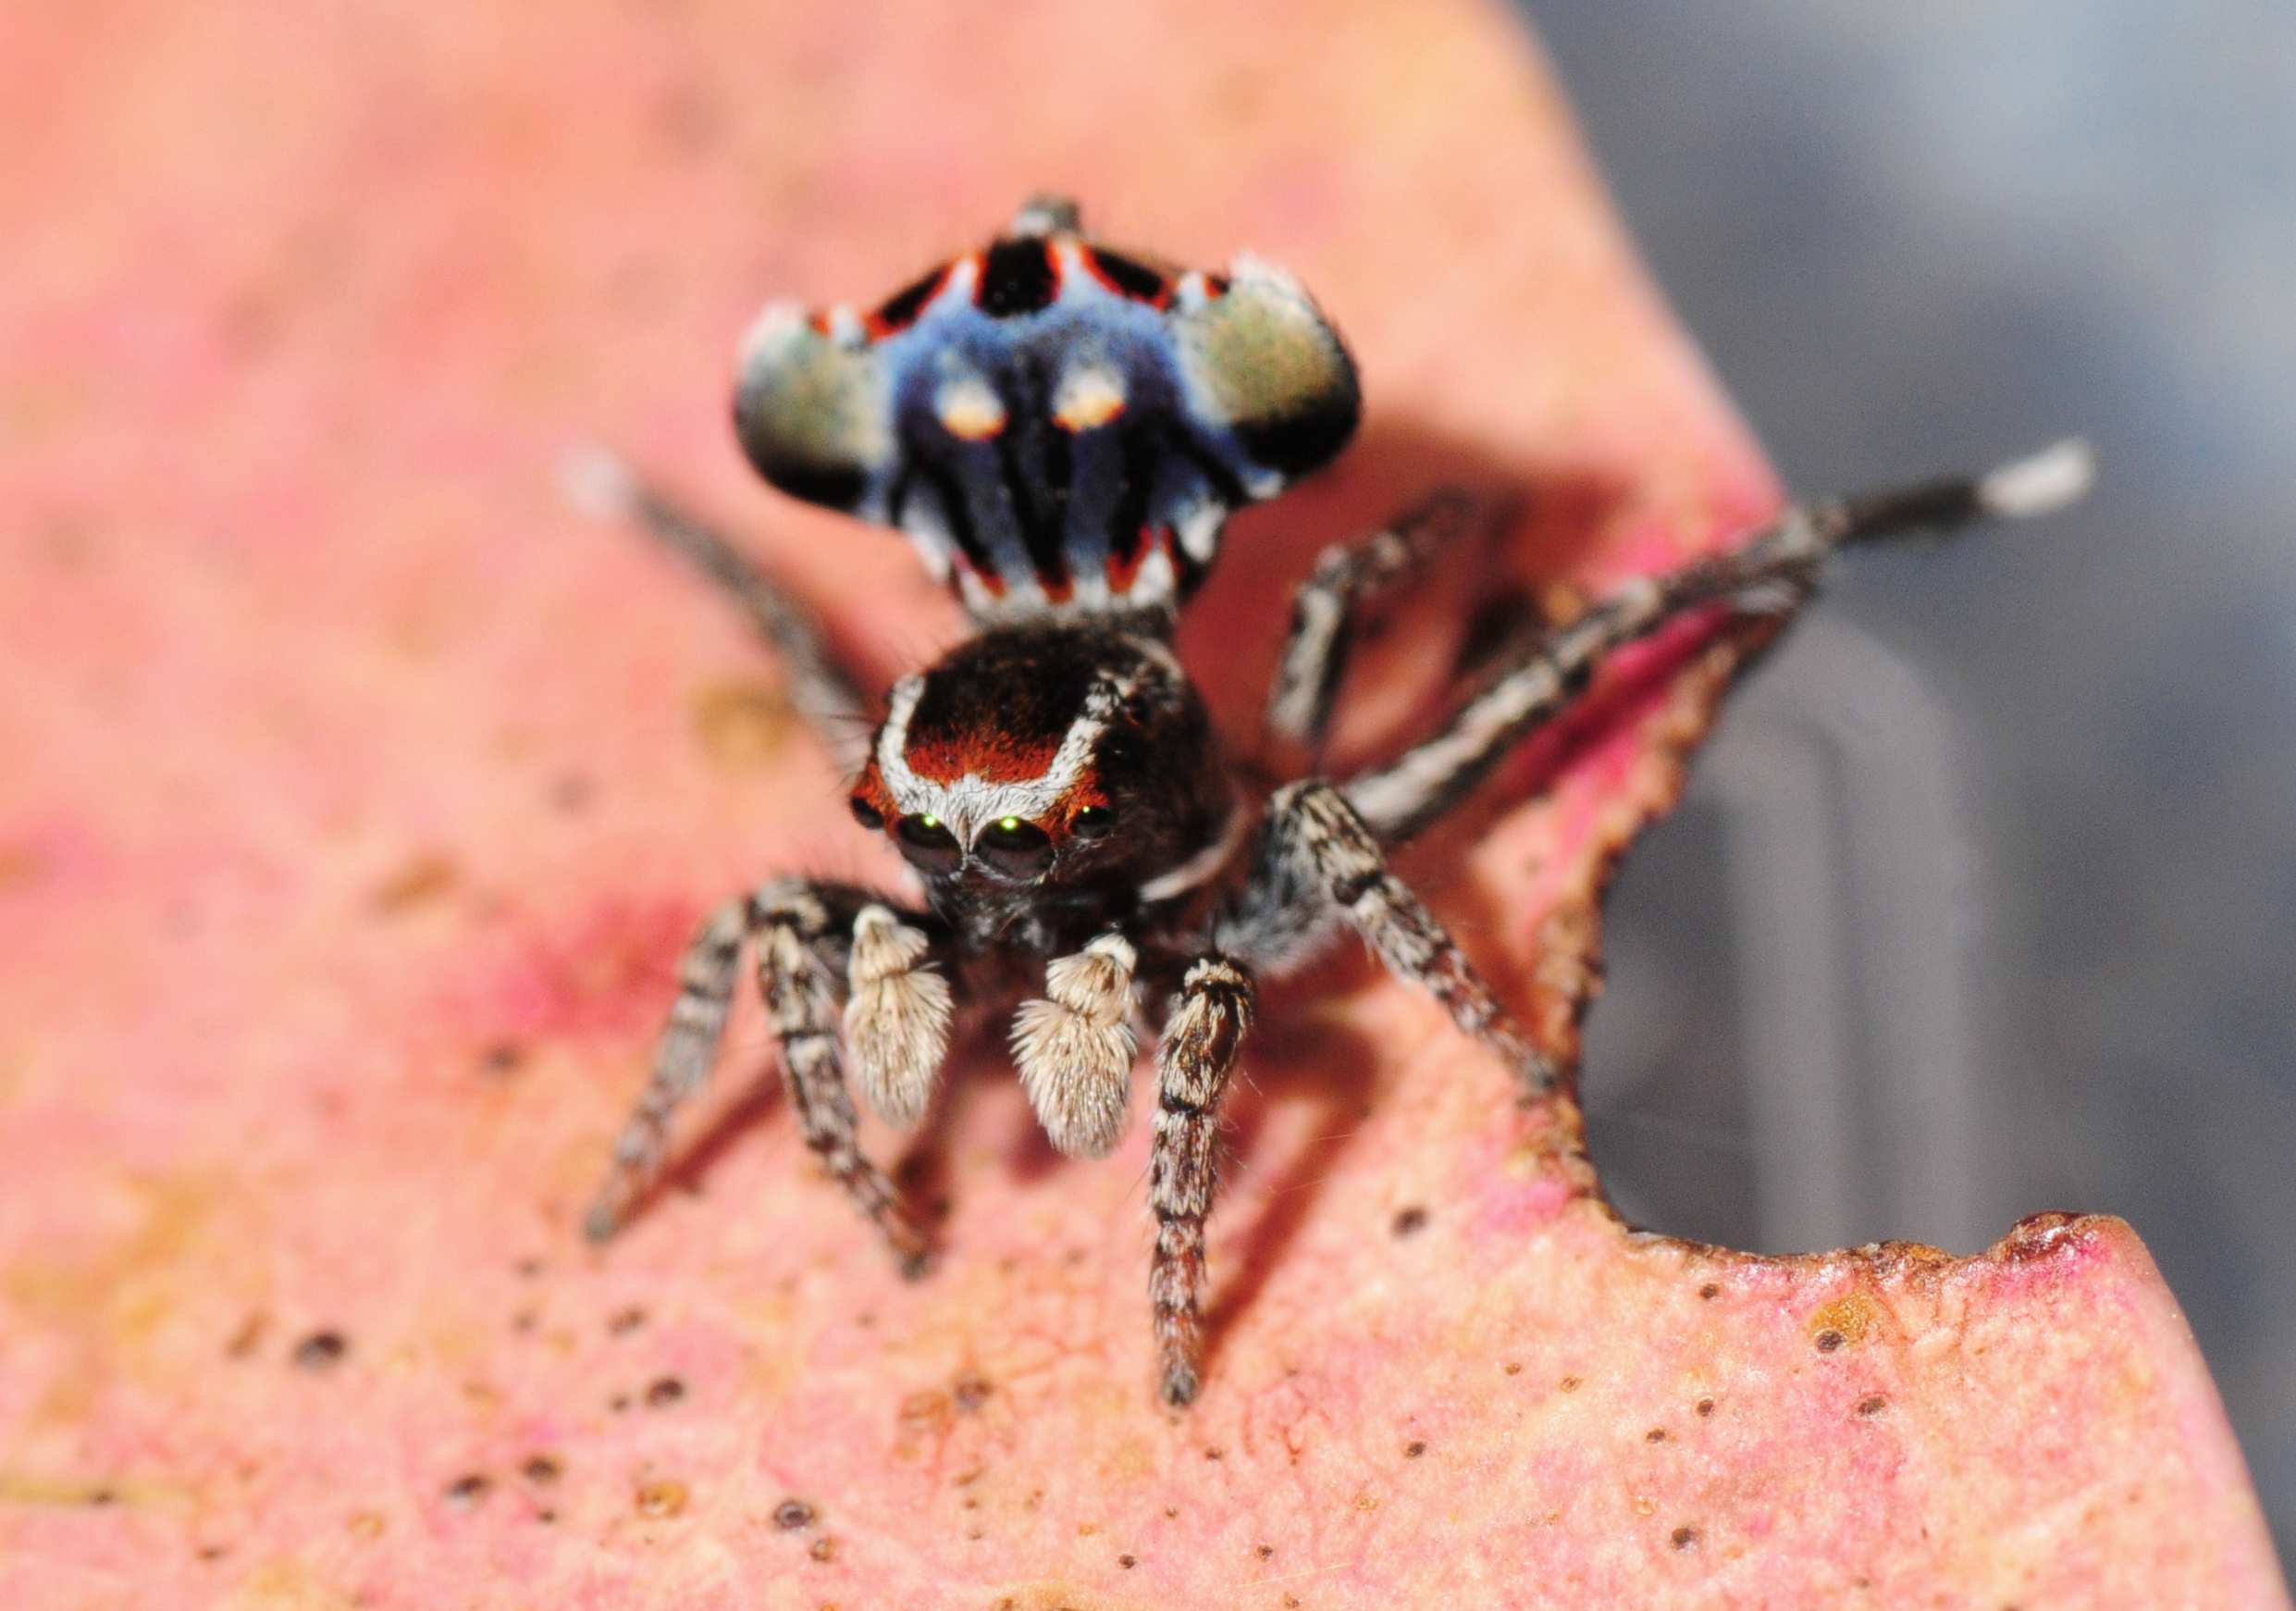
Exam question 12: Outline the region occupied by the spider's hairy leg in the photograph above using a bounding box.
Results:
[1261,489,1480,766]
[754,883,933,1277]
[1011,932,1141,1159]
[1340,440,2095,842]
[560,446,875,768]
[1223,780,1557,1100]
[1148,954,1256,1408]
[584,898,747,1244]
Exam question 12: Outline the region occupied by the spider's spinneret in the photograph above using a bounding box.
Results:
[732,195,1362,620]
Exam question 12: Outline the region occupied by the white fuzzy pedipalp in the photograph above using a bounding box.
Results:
[843,906,953,1128]
[1012,935,1140,1159]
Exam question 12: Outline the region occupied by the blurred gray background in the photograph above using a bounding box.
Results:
[1521,1,2295,1560]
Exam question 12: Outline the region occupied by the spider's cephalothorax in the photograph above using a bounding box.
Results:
[574,195,2092,1407]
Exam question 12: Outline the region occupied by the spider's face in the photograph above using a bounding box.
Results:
[847,624,1226,897]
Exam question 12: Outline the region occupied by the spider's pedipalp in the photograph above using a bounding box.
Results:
[584,898,747,1243]
[1012,932,1141,1159]
[1148,953,1256,1407]
[843,903,954,1129]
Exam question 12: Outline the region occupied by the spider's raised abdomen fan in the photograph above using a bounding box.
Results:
[733,197,1360,620]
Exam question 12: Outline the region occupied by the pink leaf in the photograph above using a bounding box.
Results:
[1,0,2282,1605]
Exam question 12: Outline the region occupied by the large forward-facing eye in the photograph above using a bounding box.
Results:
[976,815,1054,878]
[895,812,962,872]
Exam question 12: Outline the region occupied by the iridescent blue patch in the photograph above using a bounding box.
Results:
[733,197,1360,619]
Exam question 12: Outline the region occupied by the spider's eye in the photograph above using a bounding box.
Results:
[1069,804,1117,840]
[976,814,1053,878]
[895,812,961,871]
[850,795,884,831]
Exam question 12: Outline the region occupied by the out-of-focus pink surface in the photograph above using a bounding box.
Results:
[1,1,2283,1605]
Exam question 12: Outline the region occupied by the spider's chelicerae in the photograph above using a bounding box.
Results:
[573,195,2091,1407]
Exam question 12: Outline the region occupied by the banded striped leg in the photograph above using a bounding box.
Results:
[1342,440,2096,843]
[585,899,747,1243]
[1148,955,1257,1407]
[560,448,874,766]
[1262,490,1480,765]
[754,886,933,1277]
[1224,781,1557,1099]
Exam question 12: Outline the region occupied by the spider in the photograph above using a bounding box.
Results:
[570,195,2091,1407]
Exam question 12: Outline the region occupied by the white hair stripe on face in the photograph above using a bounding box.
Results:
[877,672,1139,842]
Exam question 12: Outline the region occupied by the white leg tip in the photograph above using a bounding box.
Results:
[1978,438,2095,520]
[558,444,638,523]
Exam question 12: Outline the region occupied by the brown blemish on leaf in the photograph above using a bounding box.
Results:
[225,1311,268,1359]
[1696,1398,1715,1418]
[1256,1543,1275,1560]
[367,853,458,915]
[645,1375,685,1408]
[1645,1428,1667,1444]
[1858,1394,1889,1417]
[1559,1376,1580,1393]
[774,1497,816,1530]
[521,1455,562,1485]
[1808,1290,1880,1350]
[809,1535,838,1562]
[607,1304,647,1335]
[693,679,796,770]
[1672,1525,1700,1550]
[442,1473,491,1511]
[290,1330,347,1370]
[1697,1283,1720,1300]
[1118,1554,1137,1568]
[1404,1440,1426,1458]
[952,1371,994,1412]
[347,1510,384,1539]
[1390,1205,1428,1237]
[479,1040,525,1077]
[635,1477,688,1519]
[898,1388,955,1443]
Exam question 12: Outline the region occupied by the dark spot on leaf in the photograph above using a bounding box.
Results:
[953,1372,994,1412]
[1118,1554,1137,1568]
[443,1474,491,1510]
[87,1487,117,1506]
[537,1507,558,1523]
[1696,1398,1715,1418]
[609,1393,631,1413]
[1203,1446,1223,1461]
[522,1455,562,1485]
[1697,1283,1720,1300]
[1390,1205,1428,1237]
[226,1312,267,1359]
[1646,1428,1667,1443]
[511,1308,537,1334]
[774,1498,816,1530]
[1815,1330,1845,1353]
[1560,1376,1581,1393]
[481,1041,525,1077]
[1672,1525,1699,1550]
[635,1478,688,1518]
[291,1331,347,1370]
[607,1305,648,1335]
[1403,1441,1426,1458]
[514,1257,544,1278]
[1858,1394,1889,1417]
[198,1544,229,1562]
[809,1536,837,1563]
[1503,1361,1522,1376]
[1257,1543,1275,1560]
[646,1375,685,1408]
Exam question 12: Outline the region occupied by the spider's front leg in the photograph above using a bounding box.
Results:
[1261,490,1481,767]
[1147,954,1257,1407]
[584,879,949,1277]
[1221,780,1558,1100]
